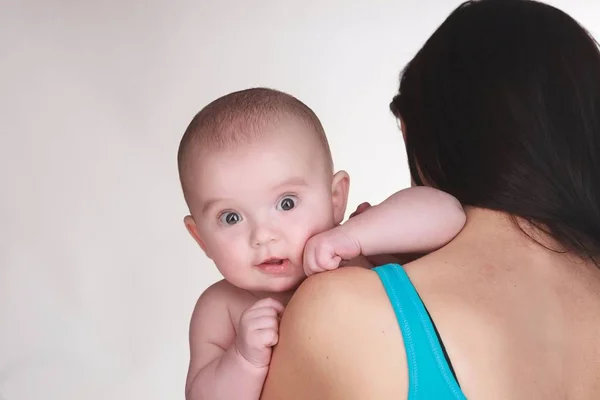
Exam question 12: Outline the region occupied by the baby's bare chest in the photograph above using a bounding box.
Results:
[225,291,259,335]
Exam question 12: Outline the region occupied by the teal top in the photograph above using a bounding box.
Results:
[373,263,467,400]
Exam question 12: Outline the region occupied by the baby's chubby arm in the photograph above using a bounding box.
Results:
[303,186,465,275]
[342,186,466,256]
[185,283,284,400]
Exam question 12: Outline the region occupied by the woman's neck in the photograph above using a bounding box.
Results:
[454,206,588,266]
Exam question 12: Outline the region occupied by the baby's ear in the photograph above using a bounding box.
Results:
[331,170,350,225]
[184,215,211,258]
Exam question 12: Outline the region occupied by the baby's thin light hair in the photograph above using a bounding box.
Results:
[177,87,333,204]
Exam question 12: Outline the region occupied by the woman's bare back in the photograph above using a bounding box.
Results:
[401,209,600,399]
[261,209,600,399]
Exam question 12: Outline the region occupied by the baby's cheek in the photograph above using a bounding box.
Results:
[309,214,336,236]
[289,208,333,248]
[296,221,327,250]
[212,236,245,264]
[285,227,310,259]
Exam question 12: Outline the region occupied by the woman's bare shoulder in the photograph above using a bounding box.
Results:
[260,267,408,399]
[277,266,386,332]
[290,265,382,305]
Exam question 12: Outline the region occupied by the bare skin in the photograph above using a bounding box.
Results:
[261,207,600,399]
[185,186,465,400]
[185,280,291,400]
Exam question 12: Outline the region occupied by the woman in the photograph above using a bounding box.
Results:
[260,0,600,399]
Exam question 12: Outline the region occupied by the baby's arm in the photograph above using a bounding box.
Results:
[342,186,465,257]
[303,186,465,275]
[185,283,283,400]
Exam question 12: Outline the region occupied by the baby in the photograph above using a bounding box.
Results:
[179,88,466,400]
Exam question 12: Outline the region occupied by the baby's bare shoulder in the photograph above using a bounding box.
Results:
[191,280,261,338]
[192,279,254,322]
[199,279,248,301]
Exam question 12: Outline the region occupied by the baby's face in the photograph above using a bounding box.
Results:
[186,120,347,293]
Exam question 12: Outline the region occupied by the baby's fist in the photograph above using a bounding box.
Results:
[303,226,361,276]
[235,298,284,368]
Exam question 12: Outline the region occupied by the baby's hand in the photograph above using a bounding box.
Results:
[235,298,285,368]
[303,226,362,276]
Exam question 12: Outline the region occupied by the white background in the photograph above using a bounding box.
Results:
[1,1,598,399]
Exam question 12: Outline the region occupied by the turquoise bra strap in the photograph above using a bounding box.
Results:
[373,263,466,400]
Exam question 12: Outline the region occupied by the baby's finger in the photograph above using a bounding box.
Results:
[243,305,282,322]
[304,260,325,276]
[256,328,279,347]
[316,248,340,270]
[320,257,340,272]
[250,297,285,314]
[331,255,342,268]
[303,250,319,276]
[349,202,371,218]
[245,315,279,332]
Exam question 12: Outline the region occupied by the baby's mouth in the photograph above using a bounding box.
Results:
[256,258,290,274]
[260,258,284,265]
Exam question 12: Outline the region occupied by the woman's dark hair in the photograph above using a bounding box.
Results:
[391,0,600,264]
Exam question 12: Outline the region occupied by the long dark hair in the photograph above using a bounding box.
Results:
[391,0,600,264]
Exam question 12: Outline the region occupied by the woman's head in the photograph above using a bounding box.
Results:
[391,0,600,263]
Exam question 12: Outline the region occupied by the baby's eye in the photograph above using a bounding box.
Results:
[219,211,242,225]
[277,195,298,211]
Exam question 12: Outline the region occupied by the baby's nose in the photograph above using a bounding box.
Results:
[250,225,278,247]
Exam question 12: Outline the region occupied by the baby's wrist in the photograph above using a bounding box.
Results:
[232,342,270,372]
[336,225,363,255]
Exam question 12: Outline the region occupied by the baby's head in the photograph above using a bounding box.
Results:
[178,88,349,293]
